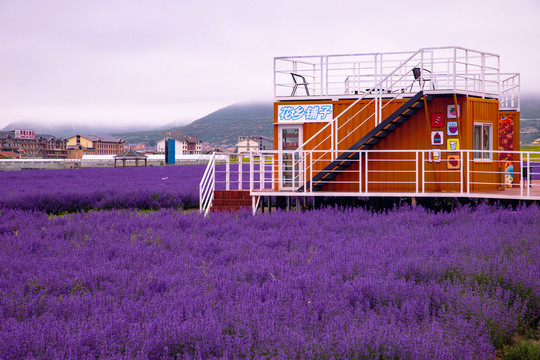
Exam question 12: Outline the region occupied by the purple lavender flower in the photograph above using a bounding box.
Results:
[0,165,205,213]
[0,204,538,359]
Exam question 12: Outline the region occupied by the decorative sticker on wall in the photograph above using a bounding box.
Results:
[447,104,460,119]
[447,154,460,170]
[431,131,444,146]
[498,116,514,162]
[447,121,459,136]
[447,138,460,151]
[428,149,441,163]
[431,113,444,128]
[278,104,333,123]
[504,161,514,188]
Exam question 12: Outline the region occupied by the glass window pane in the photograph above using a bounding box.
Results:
[484,124,491,159]
[474,125,481,159]
[474,123,492,160]
[281,127,301,188]
[482,125,490,151]
[282,129,299,150]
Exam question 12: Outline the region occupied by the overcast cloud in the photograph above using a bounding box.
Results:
[0,0,539,129]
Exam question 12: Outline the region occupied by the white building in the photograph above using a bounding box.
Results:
[156,136,202,155]
[236,136,273,153]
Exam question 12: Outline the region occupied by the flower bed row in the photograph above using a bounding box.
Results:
[1,205,538,359]
[0,166,205,213]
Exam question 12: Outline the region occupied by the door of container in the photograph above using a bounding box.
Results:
[278,126,303,190]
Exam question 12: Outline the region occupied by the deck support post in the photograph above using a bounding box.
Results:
[411,197,417,208]
[226,156,230,191]
[238,155,243,190]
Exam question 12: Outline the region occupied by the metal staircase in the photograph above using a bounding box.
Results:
[303,91,434,191]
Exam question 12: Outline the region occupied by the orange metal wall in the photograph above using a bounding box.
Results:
[465,97,500,192]
[274,95,510,193]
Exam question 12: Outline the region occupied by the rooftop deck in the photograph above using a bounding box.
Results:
[274,47,519,111]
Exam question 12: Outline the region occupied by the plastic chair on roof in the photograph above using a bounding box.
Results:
[290,73,310,96]
[410,67,435,91]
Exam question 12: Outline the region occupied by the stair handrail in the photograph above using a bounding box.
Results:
[293,49,429,189]
[296,93,367,153]
[335,68,427,149]
[297,48,426,153]
[199,152,216,216]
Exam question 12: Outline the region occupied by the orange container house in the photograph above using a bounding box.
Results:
[200,47,537,215]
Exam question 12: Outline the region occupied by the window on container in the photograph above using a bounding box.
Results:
[473,123,492,160]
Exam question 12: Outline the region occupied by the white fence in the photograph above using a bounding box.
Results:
[274,47,519,111]
[0,154,224,171]
[199,149,540,214]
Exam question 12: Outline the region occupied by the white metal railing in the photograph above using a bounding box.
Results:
[275,47,519,109]
[499,73,520,110]
[275,47,497,97]
[198,153,275,216]
[199,150,539,208]
[199,152,216,216]
[294,49,432,182]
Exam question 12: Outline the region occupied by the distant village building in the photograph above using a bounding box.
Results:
[66,134,125,156]
[236,138,259,153]
[213,145,236,153]
[41,135,69,158]
[0,130,67,159]
[0,150,20,159]
[127,144,146,151]
[236,135,273,153]
[66,146,84,160]
[201,142,214,154]
[156,135,202,155]
[144,146,157,153]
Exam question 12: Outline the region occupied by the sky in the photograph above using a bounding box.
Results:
[1,0,539,130]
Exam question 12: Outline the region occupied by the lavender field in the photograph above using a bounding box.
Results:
[1,204,539,359]
[0,166,205,213]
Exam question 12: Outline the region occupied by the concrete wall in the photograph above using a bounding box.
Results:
[0,155,216,171]
[0,159,68,171]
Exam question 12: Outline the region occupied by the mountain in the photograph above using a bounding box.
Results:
[520,94,540,120]
[519,94,540,144]
[117,97,540,146]
[113,102,274,146]
[0,121,154,139]
[3,96,540,147]
[169,102,273,144]
[520,119,540,145]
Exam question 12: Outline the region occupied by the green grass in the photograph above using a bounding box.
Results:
[502,340,540,360]
[521,145,540,151]
[521,145,540,160]
[216,156,274,165]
